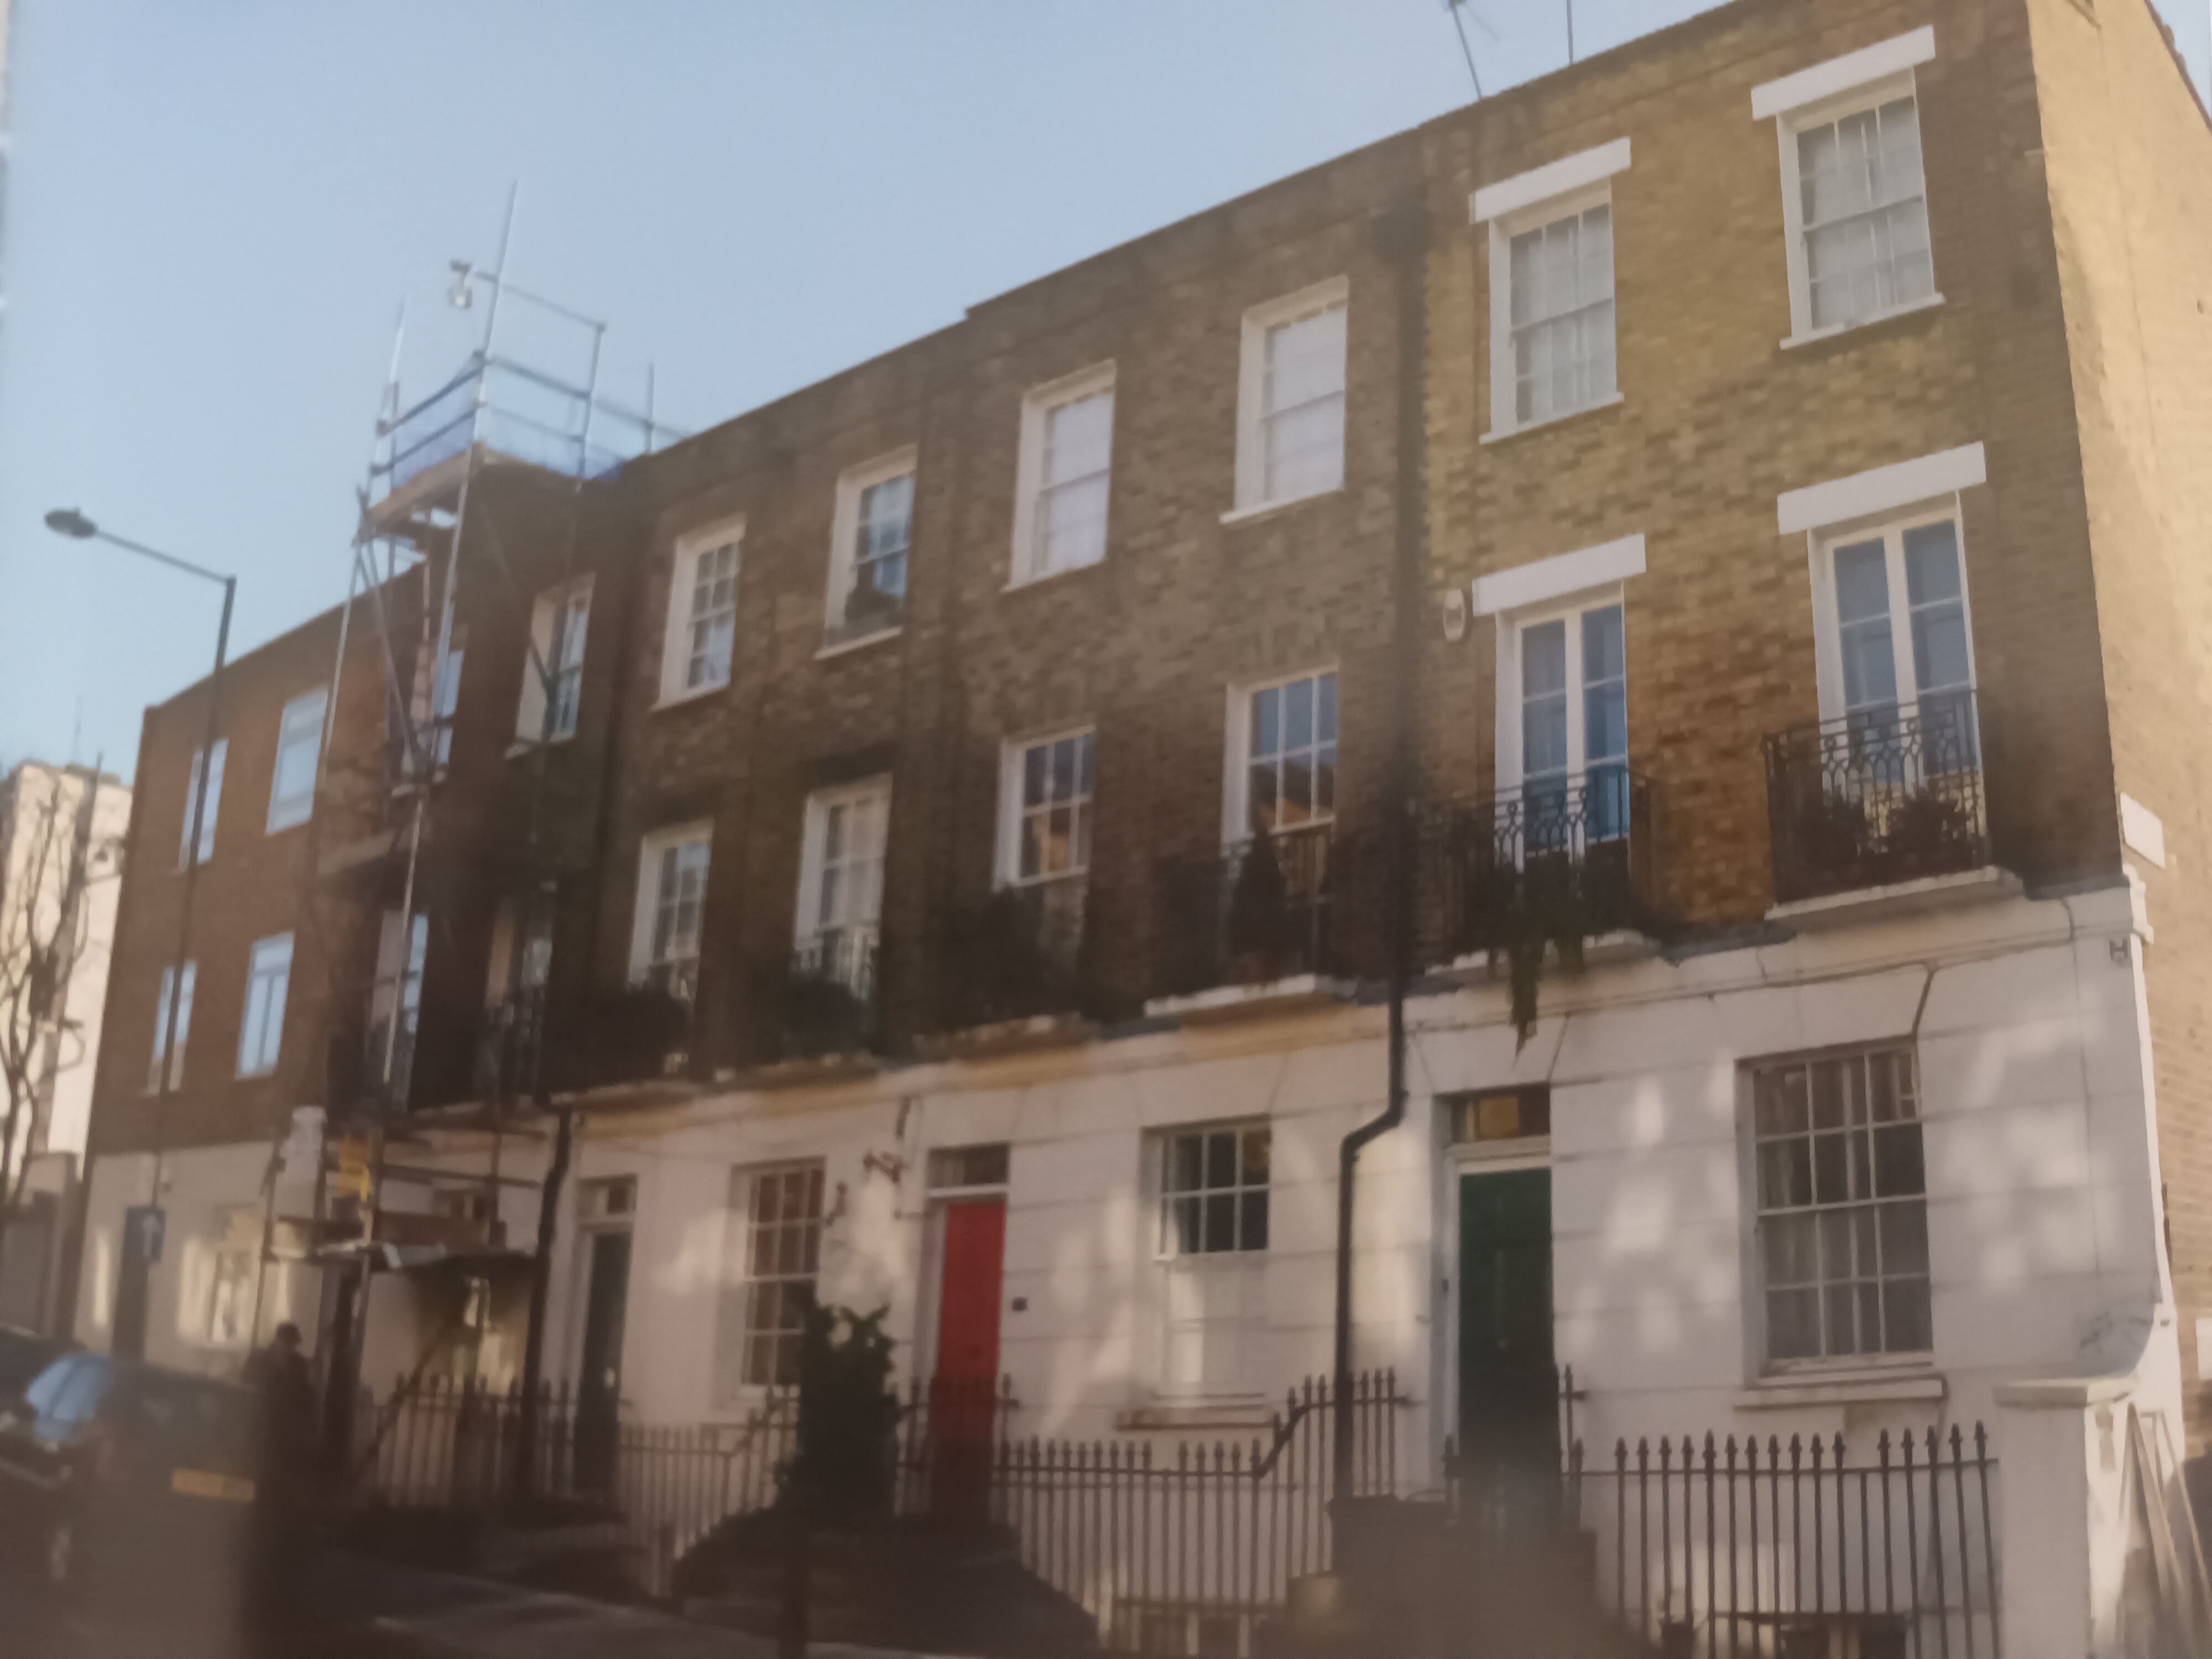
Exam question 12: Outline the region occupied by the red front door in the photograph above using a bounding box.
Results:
[931,1201,1005,1519]
[935,1200,1006,1385]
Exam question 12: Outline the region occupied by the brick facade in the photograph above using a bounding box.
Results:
[81,0,2212,1432]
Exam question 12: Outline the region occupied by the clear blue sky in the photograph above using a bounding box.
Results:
[2,1,2205,781]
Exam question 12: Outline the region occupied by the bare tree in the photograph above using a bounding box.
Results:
[0,765,114,1288]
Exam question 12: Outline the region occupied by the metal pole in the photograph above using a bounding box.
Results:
[1332,200,1430,1518]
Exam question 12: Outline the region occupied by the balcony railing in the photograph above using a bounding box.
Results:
[1420,771,1656,964]
[1764,692,1989,905]
[361,1014,418,1114]
[935,879,1092,1031]
[779,924,880,1059]
[1154,826,1348,1000]
[472,988,545,1104]
[374,355,681,499]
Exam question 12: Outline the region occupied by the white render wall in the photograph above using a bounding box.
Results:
[76,1141,321,1379]
[99,876,2179,1493]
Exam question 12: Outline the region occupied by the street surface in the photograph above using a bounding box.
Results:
[0,1547,962,1658]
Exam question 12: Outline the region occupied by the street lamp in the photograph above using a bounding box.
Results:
[45,508,235,1360]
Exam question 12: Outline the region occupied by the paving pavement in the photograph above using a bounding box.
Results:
[0,1548,978,1659]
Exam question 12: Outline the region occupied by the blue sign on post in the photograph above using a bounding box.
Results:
[125,1204,166,1265]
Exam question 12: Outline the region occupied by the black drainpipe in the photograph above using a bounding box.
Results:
[1332,194,1431,1515]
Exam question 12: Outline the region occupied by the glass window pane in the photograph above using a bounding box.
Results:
[1253,688,1280,761]
[1522,620,1568,698]
[1759,1139,1812,1210]
[1240,1191,1269,1253]
[1284,678,1313,753]
[1885,1279,1932,1352]
[1812,1133,1849,1204]
[1203,1193,1237,1254]
[1205,1131,1237,1189]
[1874,1125,1926,1197]
[1768,1288,1820,1360]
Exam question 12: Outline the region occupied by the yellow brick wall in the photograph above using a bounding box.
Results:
[2027,0,2212,1441]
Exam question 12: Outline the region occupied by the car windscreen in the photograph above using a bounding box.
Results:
[113,1373,260,1478]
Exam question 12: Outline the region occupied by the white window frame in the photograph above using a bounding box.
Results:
[658,518,744,706]
[179,739,226,867]
[1150,1120,1271,1400]
[1228,277,1349,519]
[1744,1044,1934,1371]
[1805,501,1978,729]
[1757,29,1942,347]
[822,448,916,652]
[713,1160,826,1404]
[1010,365,1115,586]
[517,577,593,745]
[1492,587,1628,795]
[148,962,195,1092]
[265,688,327,834]
[236,932,293,1078]
[995,727,1097,887]
[628,821,712,1001]
[795,777,891,945]
[1474,139,1630,439]
[1221,667,1338,845]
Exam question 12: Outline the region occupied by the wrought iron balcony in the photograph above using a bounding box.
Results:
[780,924,880,1059]
[361,1014,418,1114]
[1764,692,1989,905]
[472,988,545,1104]
[1419,771,1656,964]
[934,879,1092,1031]
[1153,826,1349,1000]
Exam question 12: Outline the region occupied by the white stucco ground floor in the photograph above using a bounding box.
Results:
[74,874,2206,1655]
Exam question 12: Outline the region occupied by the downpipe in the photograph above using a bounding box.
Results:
[1331,196,1431,1520]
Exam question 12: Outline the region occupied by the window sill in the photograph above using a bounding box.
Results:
[1116,1399,1274,1432]
[1736,1366,1944,1411]
[1220,487,1342,528]
[1003,557,1104,594]
[917,1013,1098,1063]
[1480,393,1625,446]
[1145,973,1357,1026]
[1780,293,1945,352]
[505,734,577,759]
[651,681,729,713]
[1767,865,2020,932]
[815,626,903,662]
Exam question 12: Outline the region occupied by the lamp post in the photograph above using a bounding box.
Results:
[45,509,234,1359]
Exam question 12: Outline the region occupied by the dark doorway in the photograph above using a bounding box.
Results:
[111,1241,150,1362]
[930,1199,1005,1520]
[575,1229,632,1497]
[1455,1167,1558,1525]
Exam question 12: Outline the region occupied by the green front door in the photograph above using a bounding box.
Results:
[1456,1168,1558,1496]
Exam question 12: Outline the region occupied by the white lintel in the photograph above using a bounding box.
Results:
[1776,442,1985,535]
[1751,27,1936,121]
[1470,533,1645,617]
[1470,138,1632,225]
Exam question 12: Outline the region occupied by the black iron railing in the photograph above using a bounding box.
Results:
[1765,693,1989,905]
[933,879,1092,1031]
[472,988,545,1104]
[1154,827,1349,1000]
[780,925,880,1058]
[1420,772,1656,963]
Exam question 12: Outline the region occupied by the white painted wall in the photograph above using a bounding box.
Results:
[96,874,2182,1604]
[76,1139,320,1377]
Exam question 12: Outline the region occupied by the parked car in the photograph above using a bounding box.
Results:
[0,1327,74,1403]
[0,1353,264,1614]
